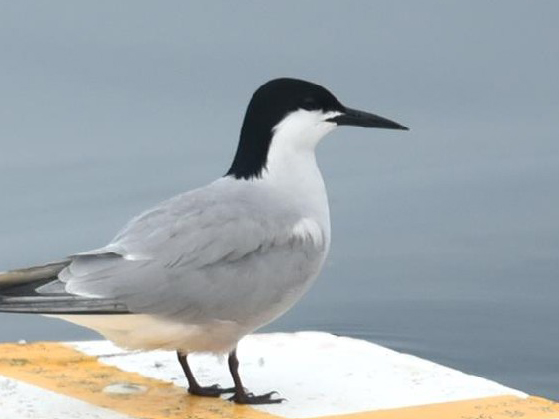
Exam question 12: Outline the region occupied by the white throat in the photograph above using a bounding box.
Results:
[258,109,341,240]
[264,109,340,181]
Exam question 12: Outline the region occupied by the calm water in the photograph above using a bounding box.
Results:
[1,137,558,401]
[0,0,558,402]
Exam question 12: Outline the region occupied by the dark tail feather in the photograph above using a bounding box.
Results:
[0,260,129,314]
[0,295,129,314]
[0,260,70,288]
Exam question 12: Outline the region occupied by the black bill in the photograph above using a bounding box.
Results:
[329,107,409,130]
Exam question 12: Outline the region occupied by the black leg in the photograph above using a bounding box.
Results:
[227,348,284,404]
[176,351,234,397]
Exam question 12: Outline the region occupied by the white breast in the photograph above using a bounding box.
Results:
[257,109,334,246]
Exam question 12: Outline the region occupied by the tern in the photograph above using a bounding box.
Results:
[0,78,408,404]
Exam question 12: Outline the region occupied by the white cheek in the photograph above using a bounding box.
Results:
[272,109,339,150]
[263,109,340,180]
[308,110,341,139]
[323,110,343,122]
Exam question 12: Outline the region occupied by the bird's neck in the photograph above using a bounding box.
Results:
[264,138,323,188]
[260,136,331,234]
[226,110,336,234]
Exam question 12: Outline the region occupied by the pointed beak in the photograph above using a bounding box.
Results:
[328,107,409,130]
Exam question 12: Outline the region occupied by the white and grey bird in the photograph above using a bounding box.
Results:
[0,78,408,404]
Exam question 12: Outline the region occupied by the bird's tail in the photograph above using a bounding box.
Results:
[0,260,129,314]
[0,260,70,313]
[0,260,70,288]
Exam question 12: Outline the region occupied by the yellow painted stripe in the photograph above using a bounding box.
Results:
[0,342,278,419]
[319,395,559,419]
[0,342,558,419]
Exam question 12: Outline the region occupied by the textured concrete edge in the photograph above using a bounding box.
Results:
[0,341,557,419]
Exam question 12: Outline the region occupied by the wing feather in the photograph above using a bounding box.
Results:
[1,180,328,322]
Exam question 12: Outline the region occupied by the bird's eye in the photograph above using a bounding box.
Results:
[302,97,319,110]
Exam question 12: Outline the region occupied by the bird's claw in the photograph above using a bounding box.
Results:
[228,390,285,404]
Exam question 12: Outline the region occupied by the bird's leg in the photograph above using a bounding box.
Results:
[227,348,284,404]
[176,351,234,397]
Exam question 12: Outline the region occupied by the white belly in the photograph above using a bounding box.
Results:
[49,314,245,354]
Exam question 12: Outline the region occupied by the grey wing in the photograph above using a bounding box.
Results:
[0,188,274,315]
[57,189,327,324]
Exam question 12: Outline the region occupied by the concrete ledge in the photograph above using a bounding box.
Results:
[0,332,557,418]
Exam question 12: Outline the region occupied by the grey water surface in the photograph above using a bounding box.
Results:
[0,1,558,400]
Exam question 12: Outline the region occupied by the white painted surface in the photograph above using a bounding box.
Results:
[0,375,131,419]
[71,331,526,418]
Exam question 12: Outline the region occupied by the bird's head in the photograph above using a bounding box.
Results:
[226,78,408,180]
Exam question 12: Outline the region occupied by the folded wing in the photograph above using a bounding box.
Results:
[1,184,327,325]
